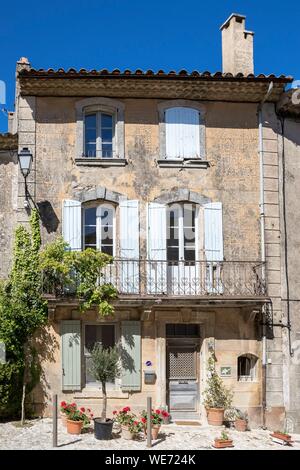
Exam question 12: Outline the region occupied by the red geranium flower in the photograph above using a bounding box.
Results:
[155,409,161,414]
[71,402,76,408]
[60,401,67,407]
[133,421,138,426]
[162,410,169,418]
[141,417,147,423]
[87,408,91,413]
[80,407,85,412]
[122,406,130,413]
[90,413,94,417]
[113,410,117,415]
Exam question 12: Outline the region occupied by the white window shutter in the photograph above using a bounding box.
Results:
[119,200,139,293]
[62,200,82,251]
[147,202,167,293]
[165,107,200,159]
[204,202,224,261]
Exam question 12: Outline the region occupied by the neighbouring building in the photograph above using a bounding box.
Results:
[1,13,299,429]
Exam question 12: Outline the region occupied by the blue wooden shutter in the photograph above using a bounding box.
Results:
[62,199,82,251]
[147,202,167,293]
[165,107,200,159]
[61,320,81,391]
[119,200,139,293]
[121,321,141,391]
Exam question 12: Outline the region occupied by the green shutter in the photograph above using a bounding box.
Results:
[61,320,81,391]
[121,321,141,391]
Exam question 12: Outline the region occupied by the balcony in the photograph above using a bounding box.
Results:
[43,259,266,299]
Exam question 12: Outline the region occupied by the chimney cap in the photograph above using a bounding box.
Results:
[220,13,246,31]
[17,57,30,65]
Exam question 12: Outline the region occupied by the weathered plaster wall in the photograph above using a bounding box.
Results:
[0,150,18,276]
[279,117,300,432]
[30,97,261,261]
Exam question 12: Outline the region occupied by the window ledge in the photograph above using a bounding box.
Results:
[157,158,210,169]
[75,158,128,167]
[74,389,129,399]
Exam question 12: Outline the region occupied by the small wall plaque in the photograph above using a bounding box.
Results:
[220,366,232,377]
[145,360,152,367]
[0,342,6,364]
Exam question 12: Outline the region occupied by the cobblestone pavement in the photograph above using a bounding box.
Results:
[1,419,300,450]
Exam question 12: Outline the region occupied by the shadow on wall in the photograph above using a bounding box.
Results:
[37,201,59,233]
[28,324,59,417]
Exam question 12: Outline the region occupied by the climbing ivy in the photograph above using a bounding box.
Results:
[0,209,47,419]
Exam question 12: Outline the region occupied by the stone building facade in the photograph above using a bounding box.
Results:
[0,14,298,429]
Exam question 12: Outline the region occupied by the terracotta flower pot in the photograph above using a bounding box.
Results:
[151,425,161,440]
[61,413,68,427]
[66,419,83,435]
[144,424,161,440]
[234,418,247,432]
[121,425,135,440]
[206,408,224,426]
[213,438,234,449]
[270,432,292,443]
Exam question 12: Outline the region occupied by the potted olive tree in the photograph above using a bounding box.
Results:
[89,344,121,440]
[203,354,233,426]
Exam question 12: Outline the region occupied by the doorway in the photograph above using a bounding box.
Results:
[166,324,201,420]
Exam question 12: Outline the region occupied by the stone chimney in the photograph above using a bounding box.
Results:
[220,13,254,75]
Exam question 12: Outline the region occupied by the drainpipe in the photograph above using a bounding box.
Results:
[257,81,274,429]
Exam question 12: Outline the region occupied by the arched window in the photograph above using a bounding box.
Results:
[167,203,197,263]
[237,354,258,382]
[83,203,115,256]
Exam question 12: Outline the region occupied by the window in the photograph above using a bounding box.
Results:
[84,324,115,386]
[237,354,258,382]
[167,203,197,263]
[75,97,125,162]
[84,112,114,158]
[165,107,200,159]
[83,204,115,256]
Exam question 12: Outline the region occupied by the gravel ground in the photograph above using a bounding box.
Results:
[0,418,300,450]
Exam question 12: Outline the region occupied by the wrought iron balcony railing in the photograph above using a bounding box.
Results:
[43,259,266,298]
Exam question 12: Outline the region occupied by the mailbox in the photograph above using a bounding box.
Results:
[144,370,156,385]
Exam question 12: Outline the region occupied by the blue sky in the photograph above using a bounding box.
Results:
[0,0,299,132]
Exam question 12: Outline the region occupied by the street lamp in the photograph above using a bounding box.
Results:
[18,147,33,207]
[18,147,33,178]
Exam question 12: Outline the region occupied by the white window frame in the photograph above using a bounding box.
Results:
[167,203,199,262]
[158,100,206,160]
[83,203,116,257]
[75,97,125,159]
[237,354,258,382]
[82,322,121,390]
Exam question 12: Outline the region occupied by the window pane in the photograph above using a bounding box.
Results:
[85,325,102,353]
[85,208,96,226]
[102,128,113,143]
[184,247,196,262]
[99,207,113,224]
[102,143,113,158]
[85,114,96,129]
[101,114,113,128]
[85,226,96,246]
[85,143,97,158]
[102,245,113,256]
[167,246,179,261]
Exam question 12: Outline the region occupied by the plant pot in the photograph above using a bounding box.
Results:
[94,418,113,440]
[234,418,247,432]
[121,425,134,440]
[66,419,83,435]
[144,424,161,440]
[213,438,234,449]
[270,432,293,444]
[60,413,68,427]
[206,408,225,426]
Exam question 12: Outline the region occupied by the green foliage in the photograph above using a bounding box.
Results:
[203,354,233,410]
[0,209,47,418]
[40,241,118,316]
[89,344,121,385]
